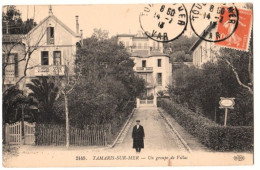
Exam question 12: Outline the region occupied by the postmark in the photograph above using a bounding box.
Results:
[139,4,188,42]
[215,8,253,52]
[190,3,239,42]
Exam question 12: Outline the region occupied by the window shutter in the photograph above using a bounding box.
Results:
[14,53,18,77]
[47,27,50,44]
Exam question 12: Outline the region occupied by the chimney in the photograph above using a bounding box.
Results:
[76,15,79,34]
[49,5,53,16]
[80,29,83,46]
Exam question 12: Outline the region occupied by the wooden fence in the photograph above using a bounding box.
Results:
[35,124,111,146]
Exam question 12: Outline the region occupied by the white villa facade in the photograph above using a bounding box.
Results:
[189,26,219,67]
[117,32,172,106]
[3,7,83,92]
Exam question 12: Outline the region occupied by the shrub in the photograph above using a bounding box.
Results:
[168,61,253,126]
[161,99,253,151]
[207,126,253,151]
[157,96,170,107]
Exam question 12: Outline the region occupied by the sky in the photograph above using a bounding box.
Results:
[10,4,197,38]
[9,3,248,40]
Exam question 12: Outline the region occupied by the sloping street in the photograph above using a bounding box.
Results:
[112,107,188,154]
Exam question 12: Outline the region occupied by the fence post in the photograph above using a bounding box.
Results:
[5,123,9,145]
[19,121,22,145]
[154,96,157,107]
[136,98,140,108]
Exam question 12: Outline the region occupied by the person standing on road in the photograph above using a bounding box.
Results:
[132,120,145,153]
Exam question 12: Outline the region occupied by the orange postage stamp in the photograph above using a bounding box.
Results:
[215,7,253,51]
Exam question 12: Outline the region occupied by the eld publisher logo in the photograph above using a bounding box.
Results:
[233,155,245,161]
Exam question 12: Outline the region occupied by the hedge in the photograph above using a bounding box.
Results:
[160,99,253,152]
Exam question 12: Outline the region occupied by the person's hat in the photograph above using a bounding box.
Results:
[136,120,140,122]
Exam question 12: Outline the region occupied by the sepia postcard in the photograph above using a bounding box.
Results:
[1,1,255,168]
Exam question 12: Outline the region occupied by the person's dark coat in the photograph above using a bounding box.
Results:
[132,125,145,148]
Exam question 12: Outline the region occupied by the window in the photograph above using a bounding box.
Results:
[157,59,161,67]
[144,43,148,49]
[194,51,198,66]
[138,43,142,49]
[53,51,61,65]
[133,42,136,48]
[157,73,162,85]
[142,60,146,67]
[41,51,49,65]
[47,27,54,44]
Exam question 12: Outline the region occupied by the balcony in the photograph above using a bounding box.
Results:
[35,65,67,76]
[4,77,17,85]
[136,67,153,73]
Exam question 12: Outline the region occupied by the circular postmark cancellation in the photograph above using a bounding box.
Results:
[139,4,188,42]
[190,3,239,42]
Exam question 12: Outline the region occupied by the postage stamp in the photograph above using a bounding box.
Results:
[215,7,253,51]
[139,4,188,42]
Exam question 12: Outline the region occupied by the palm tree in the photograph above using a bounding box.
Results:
[3,86,37,122]
[3,86,23,123]
[26,77,59,123]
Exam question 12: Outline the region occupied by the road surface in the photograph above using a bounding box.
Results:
[112,107,187,154]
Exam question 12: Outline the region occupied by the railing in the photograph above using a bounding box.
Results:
[4,77,17,85]
[140,99,154,105]
[35,65,67,76]
[136,67,153,72]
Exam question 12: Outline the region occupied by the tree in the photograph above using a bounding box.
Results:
[26,78,60,123]
[91,28,109,41]
[164,35,197,62]
[217,46,253,95]
[168,60,253,126]
[57,72,79,149]
[2,5,45,96]
[64,29,145,128]
[2,5,37,34]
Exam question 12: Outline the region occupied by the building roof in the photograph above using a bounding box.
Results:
[150,50,164,56]
[131,50,149,57]
[133,36,149,40]
[27,14,81,37]
[131,50,169,58]
[117,34,135,37]
[2,34,24,43]
[117,33,158,39]
[131,55,170,58]
[189,23,216,52]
